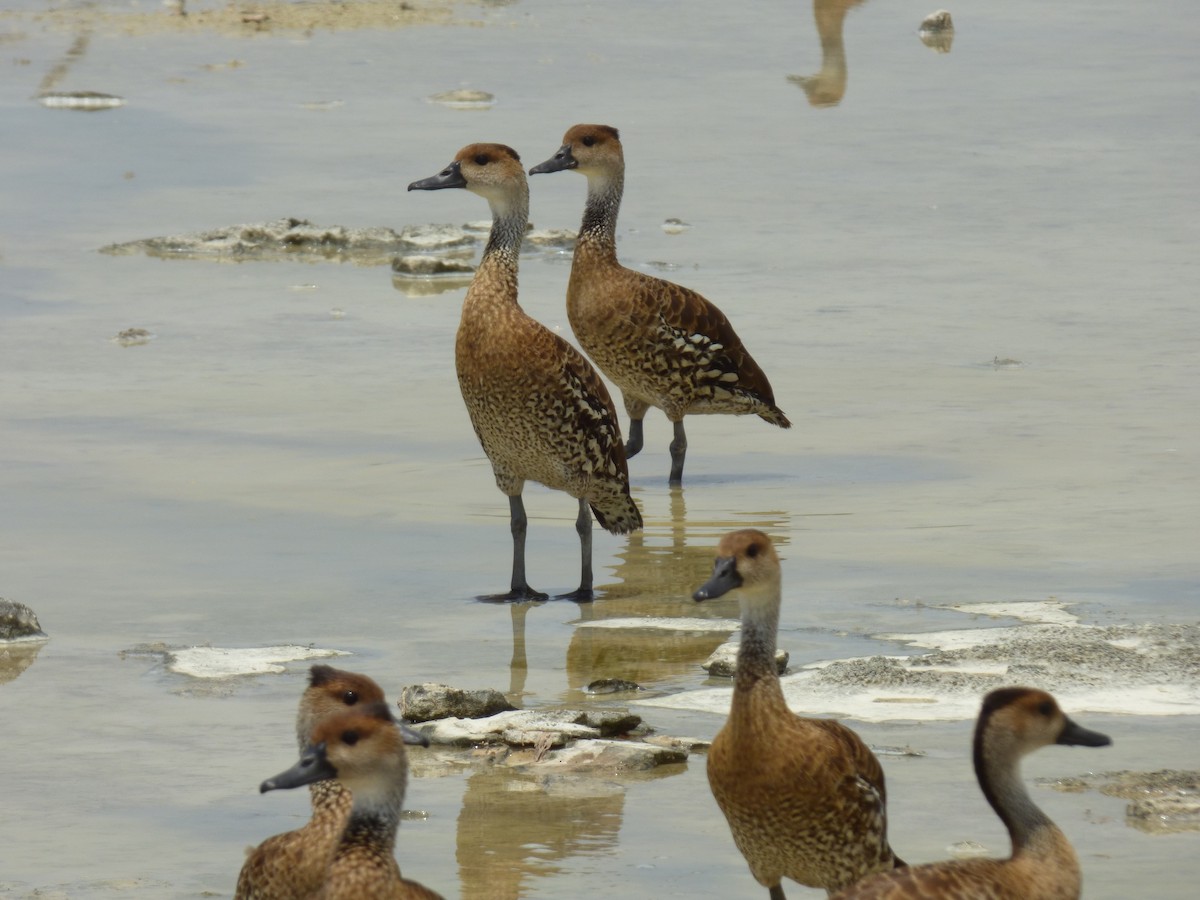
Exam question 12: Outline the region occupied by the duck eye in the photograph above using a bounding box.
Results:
[342,690,358,705]
[342,730,360,746]
[746,543,760,558]
[581,135,596,147]
[474,153,489,165]
[1037,700,1054,717]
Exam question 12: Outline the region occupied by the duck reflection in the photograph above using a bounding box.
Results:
[788,0,869,108]
[455,768,623,900]
[564,489,790,694]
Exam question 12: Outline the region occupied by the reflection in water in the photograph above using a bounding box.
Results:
[38,31,90,95]
[788,0,869,108]
[564,490,790,694]
[455,768,623,900]
[391,274,474,297]
[0,641,47,687]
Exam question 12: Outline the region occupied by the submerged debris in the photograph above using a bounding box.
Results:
[1042,769,1200,834]
[919,10,955,53]
[38,91,125,110]
[428,89,494,110]
[111,328,155,347]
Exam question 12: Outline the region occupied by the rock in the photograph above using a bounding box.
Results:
[919,10,955,53]
[585,678,642,695]
[643,734,710,754]
[522,228,577,249]
[527,738,687,773]
[661,218,691,235]
[703,640,788,677]
[1126,795,1200,834]
[396,223,477,251]
[947,840,991,859]
[412,707,641,748]
[391,254,476,276]
[111,328,155,347]
[0,598,47,641]
[399,682,516,722]
[428,89,494,110]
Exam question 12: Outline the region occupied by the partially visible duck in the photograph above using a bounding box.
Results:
[530,125,791,486]
[409,143,641,601]
[832,687,1111,900]
[694,529,903,897]
[236,665,388,899]
[261,701,441,900]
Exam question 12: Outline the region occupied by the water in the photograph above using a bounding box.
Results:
[1,0,1197,896]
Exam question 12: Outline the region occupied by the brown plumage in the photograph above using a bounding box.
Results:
[236,665,388,900]
[831,688,1111,900]
[409,142,642,601]
[530,125,791,485]
[260,702,442,900]
[694,530,903,898]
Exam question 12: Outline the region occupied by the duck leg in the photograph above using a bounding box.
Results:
[482,495,549,602]
[668,419,688,486]
[624,417,645,458]
[556,498,596,602]
[768,885,787,900]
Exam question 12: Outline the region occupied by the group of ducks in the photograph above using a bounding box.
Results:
[238,126,1111,897]
[234,531,1112,899]
[408,124,790,602]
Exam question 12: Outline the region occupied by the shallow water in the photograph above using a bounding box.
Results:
[1,0,1198,896]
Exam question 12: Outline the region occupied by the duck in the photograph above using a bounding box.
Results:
[831,687,1112,900]
[694,529,904,898]
[529,125,791,486]
[408,143,642,601]
[261,701,442,900]
[236,664,389,900]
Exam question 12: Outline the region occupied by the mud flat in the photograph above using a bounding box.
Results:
[639,600,1200,722]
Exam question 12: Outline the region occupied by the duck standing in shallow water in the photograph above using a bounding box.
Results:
[236,665,389,900]
[832,687,1111,900]
[530,125,791,486]
[694,529,904,898]
[261,701,442,900]
[409,143,641,601]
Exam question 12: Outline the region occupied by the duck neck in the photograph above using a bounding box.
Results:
[341,776,405,852]
[576,170,623,261]
[733,578,783,691]
[465,193,527,316]
[974,728,1055,853]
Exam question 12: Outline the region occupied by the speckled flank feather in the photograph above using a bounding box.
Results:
[570,254,790,427]
[235,666,388,900]
[456,251,640,535]
[695,530,901,898]
[832,688,1110,900]
[531,124,790,473]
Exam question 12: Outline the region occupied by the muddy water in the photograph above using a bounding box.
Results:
[1,0,1197,897]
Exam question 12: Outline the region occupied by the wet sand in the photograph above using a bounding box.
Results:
[1,0,1198,897]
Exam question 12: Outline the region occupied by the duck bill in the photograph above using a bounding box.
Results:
[399,722,430,747]
[260,742,337,793]
[693,556,742,602]
[1057,717,1112,748]
[408,160,466,191]
[528,145,576,176]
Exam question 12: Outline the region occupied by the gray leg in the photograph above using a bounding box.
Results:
[624,417,644,459]
[556,498,595,602]
[668,419,688,486]
[481,495,548,602]
[768,885,787,900]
